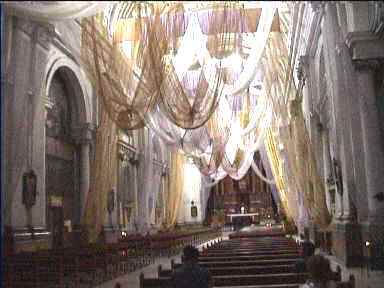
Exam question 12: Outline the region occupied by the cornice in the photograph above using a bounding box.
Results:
[345,31,384,70]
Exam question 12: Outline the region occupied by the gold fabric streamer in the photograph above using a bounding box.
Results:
[261,4,331,228]
[165,150,185,228]
[82,107,117,243]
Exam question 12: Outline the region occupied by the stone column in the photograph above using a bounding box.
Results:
[161,166,168,226]
[79,142,90,217]
[321,128,334,215]
[130,154,139,231]
[73,124,93,223]
[323,2,358,221]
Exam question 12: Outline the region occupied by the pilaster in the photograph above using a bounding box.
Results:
[346,24,384,272]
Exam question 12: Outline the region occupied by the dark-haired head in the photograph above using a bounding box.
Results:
[306,255,331,283]
[182,245,199,263]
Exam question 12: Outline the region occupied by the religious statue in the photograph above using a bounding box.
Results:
[22,169,37,209]
[191,201,198,218]
[107,188,115,214]
[332,158,343,195]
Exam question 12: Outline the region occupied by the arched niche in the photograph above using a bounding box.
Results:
[44,62,90,248]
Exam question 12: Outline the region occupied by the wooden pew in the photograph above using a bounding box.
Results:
[140,272,171,288]
[202,249,299,257]
[198,253,300,262]
[5,228,221,288]
[140,272,307,287]
[159,263,298,277]
[172,259,301,269]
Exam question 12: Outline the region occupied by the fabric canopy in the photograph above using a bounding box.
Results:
[3,1,113,22]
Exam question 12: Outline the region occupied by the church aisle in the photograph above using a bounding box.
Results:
[95,235,227,288]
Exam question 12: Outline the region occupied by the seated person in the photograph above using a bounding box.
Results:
[296,234,316,272]
[172,245,213,288]
[300,255,337,288]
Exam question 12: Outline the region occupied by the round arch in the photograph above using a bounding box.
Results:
[44,55,92,126]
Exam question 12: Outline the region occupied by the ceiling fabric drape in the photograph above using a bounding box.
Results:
[79,2,278,182]
[3,1,113,22]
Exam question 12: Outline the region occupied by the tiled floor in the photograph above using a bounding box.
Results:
[95,234,229,288]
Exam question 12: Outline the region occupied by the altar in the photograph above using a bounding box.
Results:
[227,213,260,223]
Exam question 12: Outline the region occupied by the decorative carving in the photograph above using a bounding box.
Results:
[36,25,53,49]
[297,55,309,84]
[289,98,302,118]
[16,17,36,36]
[129,155,140,166]
[160,164,168,177]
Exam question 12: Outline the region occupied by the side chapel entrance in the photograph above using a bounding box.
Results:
[45,70,79,249]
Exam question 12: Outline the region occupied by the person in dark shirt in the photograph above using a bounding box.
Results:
[172,245,213,288]
[300,255,337,288]
[296,233,316,272]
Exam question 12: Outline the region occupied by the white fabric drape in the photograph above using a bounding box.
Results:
[3,1,113,22]
[251,159,276,185]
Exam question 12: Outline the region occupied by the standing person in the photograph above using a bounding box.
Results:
[301,233,316,258]
[296,233,316,272]
[172,245,213,288]
[300,255,337,288]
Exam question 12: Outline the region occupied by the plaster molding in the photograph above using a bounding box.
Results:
[15,16,36,36]
[345,31,384,69]
[352,59,382,72]
[36,25,54,50]
[15,17,54,50]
